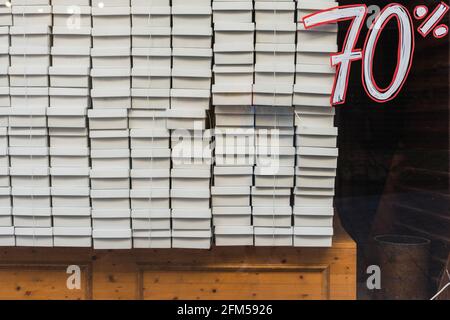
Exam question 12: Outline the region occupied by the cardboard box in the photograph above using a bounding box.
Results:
[0,227,14,246]
[294,187,335,207]
[49,128,89,148]
[255,2,295,24]
[91,88,131,109]
[88,108,128,130]
[255,64,295,86]
[252,206,292,227]
[90,168,130,190]
[215,147,255,167]
[171,146,212,169]
[253,84,294,107]
[294,106,335,127]
[49,67,90,88]
[92,209,131,229]
[10,46,50,68]
[215,127,254,149]
[89,129,129,150]
[92,27,131,48]
[255,106,293,128]
[293,226,333,247]
[171,168,211,189]
[172,26,212,49]
[47,108,87,129]
[131,26,171,48]
[212,1,253,23]
[131,208,171,230]
[53,227,92,248]
[172,229,211,250]
[49,87,90,109]
[171,188,210,209]
[13,207,51,228]
[131,88,170,109]
[15,227,53,247]
[172,68,212,90]
[91,189,130,210]
[255,127,294,147]
[91,47,130,68]
[50,147,90,167]
[215,226,253,246]
[131,169,170,189]
[170,89,211,112]
[50,167,90,187]
[11,186,51,208]
[91,68,130,89]
[211,186,250,207]
[213,166,253,187]
[10,87,49,108]
[91,149,130,168]
[51,187,90,208]
[12,5,52,26]
[254,166,294,188]
[255,43,295,66]
[128,109,167,129]
[256,146,295,167]
[172,47,211,70]
[51,47,91,68]
[132,67,171,89]
[8,127,48,148]
[171,129,212,151]
[252,187,291,207]
[93,229,132,250]
[52,5,91,27]
[172,6,212,28]
[166,109,206,130]
[214,22,254,46]
[214,106,254,128]
[213,65,254,85]
[296,126,337,148]
[131,148,171,169]
[52,26,92,48]
[133,229,171,248]
[213,43,254,65]
[212,206,251,226]
[296,147,338,169]
[131,6,171,27]
[130,128,170,149]
[52,207,91,228]
[130,188,170,209]
[254,227,293,246]
[9,147,49,167]
[294,207,334,227]
[92,6,131,28]
[256,23,296,44]
[212,84,252,106]
[10,166,50,187]
[132,47,171,69]
[9,106,46,127]
[172,208,211,230]
[9,66,48,87]
[295,167,336,189]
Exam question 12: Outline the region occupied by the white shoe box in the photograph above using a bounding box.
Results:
[130,188,170,209]
[0,167,9,187]
[133,229,171,249]
[253,206,292,227]
[10,167,49,187]
[130,128,170,149]
[296,64,335,95]
[215,226,253,246]
[172,229,211,250]
[255,43,295,66]
[293,227,333,247]
[166,109,206,130]
[212,1,253,24]
[12,5,52,26]
[255,64,295,86]
[91,149,130,168]
[172,147,212,169]
[294,207,334,227]
[294,187,334,207]
[92,209,130,229]
[255,106,293,128]
[0,87,9,107]
[132,0,170,6]
[50,88,90,109]
[92,0,130,6]
[256,23,296,44]
[297,0,338,20]
[49,67,90,88]
[52,207,91,228]
[297,23,337,49]
[213,65,253,85]
[212,84,252,106]
[92,6,130,28]
[9,147,49,167]
[252,187,291,207]
[9,106,46,127]
[131,169,170,189]
[15,227,53,247]
[93,229,132,250]
[173,48,212,70]
[253,84,293,107]
[0,6,12,26]
[172,68,212,90]
[0,186,10,207]
[10,46,50,68]
[172,26,212,49]
[52,187,90,208]
[92,27,131,48]
[214,43,254,65]
[296,147,338,169]
[215,106,254,127]
[91,189,130,210]
[171,168,211,189]
[52,27,92,48]
[52,5,91,27]
[214,22,254,46]
[254,166,294,188]
[131,208,171,230]
[295,167,336,189]
[0,227,14,246]
[128,110,166,129]
[13,207,51,227]
[172,0,209,5]
[9,66,48,87]
[171,189,210,209]
[0,107,8,127]
[0,208,12,227]
[131,148,171,169]
[51,47,91,68]
[211,186,250,207]
[10,87,49,108]
[170,89,211,112]
[53,227,92,248]
[296,126,337,148]
[132,68,171,89]
[91,47,130,68]
[254,227,293,247]
[172,6,212,29]
[131,6,170,27]
[171,129,212,150]
[255,2,295,24]
[49,128,89,148]
[51,167,90,187]
[50,147,90,167]
[8,127,47,147]
[91,88,131,109]
[131,26,171,48]
[212,206,251,227]
[132,48,171,69]
[90,168,130,190]
[294,106,335,127]
[215,148,255,167]
[0,66,8,88]
[214,127,254,148]
[90,129,129,150]
[88,109,128,130]
[132,88,170,109]
[0,147,7,167]
[172,208,211,230]
[213,166,253,187]
[256,127,294,147]
[91,68,130,89]
[12,186,51,208]
[297,43,338,66]
[256,146,295,167]
[47,108,87,129]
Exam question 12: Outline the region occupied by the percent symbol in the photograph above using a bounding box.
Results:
[415,2,449,38]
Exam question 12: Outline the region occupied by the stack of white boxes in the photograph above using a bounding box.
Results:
[293,0,338,247]
[0,3,13,246]
[9,0,53,247]
[130,0,172,249]
[169,0,213,249]
[89,0,132,249]
[49,0,92,248]
[211,0,254,246]
[251,0,296,246]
